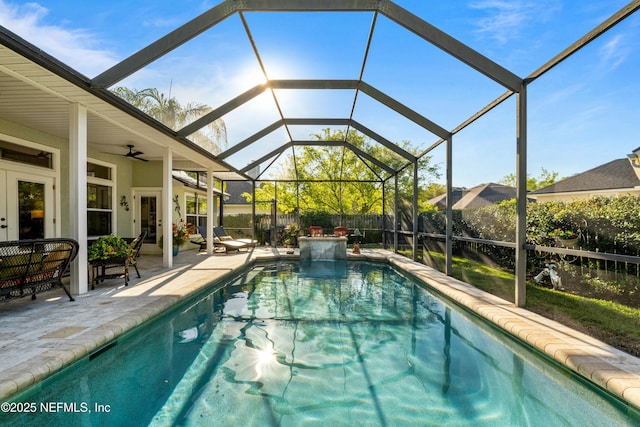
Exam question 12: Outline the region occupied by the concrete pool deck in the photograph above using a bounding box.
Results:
[1,246,640,412]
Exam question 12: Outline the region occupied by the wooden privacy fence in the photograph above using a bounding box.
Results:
[249,213,385,244]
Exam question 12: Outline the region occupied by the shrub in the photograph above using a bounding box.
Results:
[89,235,134,262]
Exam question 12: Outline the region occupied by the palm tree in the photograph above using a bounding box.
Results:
[112,87,227,154]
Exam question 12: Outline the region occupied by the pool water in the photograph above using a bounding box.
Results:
[5,260,639,426]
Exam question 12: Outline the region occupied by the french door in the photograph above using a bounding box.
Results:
[133,189,162,254]
[0,171,55,241]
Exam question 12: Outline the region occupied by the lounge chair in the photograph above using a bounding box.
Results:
[192,227,208,252]
[194,226,221,252]
[213,226,257,246]
[196,226,255,253]
[215,239,255,253]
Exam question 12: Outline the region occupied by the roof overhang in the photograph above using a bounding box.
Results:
[0,26,247,180]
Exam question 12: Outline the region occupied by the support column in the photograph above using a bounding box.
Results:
[207,167,214,255]
[273,181,278,246]
[394,174,399,253]
[412,160,418,261]
[515,83,528,307]
[445,135,453,276]
[219,181,225,226]
[68,103,88,296]
[162,148,173,268]
[382,179,386,249]
[251,180,256,241]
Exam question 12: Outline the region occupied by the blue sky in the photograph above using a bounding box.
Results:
[1,0,639,188]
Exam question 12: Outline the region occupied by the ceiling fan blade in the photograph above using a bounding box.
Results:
[123,144,148,161]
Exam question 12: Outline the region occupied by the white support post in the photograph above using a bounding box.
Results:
[207,167,214,255]
[68,103,88,295]
[162,148,173,268]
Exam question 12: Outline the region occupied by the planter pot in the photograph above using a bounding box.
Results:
[557,237,579,248]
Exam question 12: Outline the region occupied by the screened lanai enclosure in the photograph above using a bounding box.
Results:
[76,1,640,307]
[2,0,640,308]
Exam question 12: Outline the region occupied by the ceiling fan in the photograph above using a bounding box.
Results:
[123,144,148,162]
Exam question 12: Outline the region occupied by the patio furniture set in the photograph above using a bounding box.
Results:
[0,238,79,302]
[0,226,355,303]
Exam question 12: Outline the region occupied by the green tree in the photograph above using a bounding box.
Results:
[247,128,440,215]
[112,87,227,154]
[422,182,446,200]
[499,167,560,191]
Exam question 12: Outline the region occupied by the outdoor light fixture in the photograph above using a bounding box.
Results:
[120,196,130,211]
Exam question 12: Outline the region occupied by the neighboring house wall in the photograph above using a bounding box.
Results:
[531,188,640,203]
[223,204,252,215]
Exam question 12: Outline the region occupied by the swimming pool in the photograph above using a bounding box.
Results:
[4,260,639,426]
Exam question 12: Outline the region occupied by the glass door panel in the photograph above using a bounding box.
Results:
[140,195,157,245]
[5,172,54,240]
[18,180,46,239]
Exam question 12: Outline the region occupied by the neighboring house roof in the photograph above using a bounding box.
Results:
[172,171,228,197]
[427,189,465,209]
[530,159,640,195]
[224,181,253,204]
[452,183,516,209]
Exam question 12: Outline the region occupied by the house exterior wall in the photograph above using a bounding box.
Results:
[132,161,163,187]
[0,118,67,236]
[0,117,221,260]
[1,118,169,241]
[171,186,215,223]
[86,151,135,237]
[531,188,640,203]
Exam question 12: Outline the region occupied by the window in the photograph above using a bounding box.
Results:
[87,162,111,179]
[186,194,208,230]
[0,139,53,169]
[87,161,115,236]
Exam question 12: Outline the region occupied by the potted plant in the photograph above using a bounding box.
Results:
[88,235,135,263]
[283,223,301,248]
[159,219,191,255]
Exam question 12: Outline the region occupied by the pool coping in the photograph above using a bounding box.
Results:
[1,248,640,412]
[381,253,640,412]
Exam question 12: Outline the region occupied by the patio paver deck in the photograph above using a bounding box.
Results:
[1,246,640,413]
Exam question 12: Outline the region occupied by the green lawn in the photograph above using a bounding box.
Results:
[403,249,640,357]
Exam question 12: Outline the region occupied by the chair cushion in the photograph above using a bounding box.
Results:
[42,244,71,271]
[0,253,44,280]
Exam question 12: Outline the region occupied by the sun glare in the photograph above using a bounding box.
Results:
[237,64,268,86]
[253,347,277,380]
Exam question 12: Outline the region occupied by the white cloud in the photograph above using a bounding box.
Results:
[598,34,628,72]
[0,0,118,77]
[468,0,561,44]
